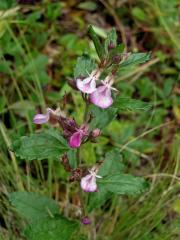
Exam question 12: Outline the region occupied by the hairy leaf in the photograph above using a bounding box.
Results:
[88,25,105,59]
[99,149,124,177]
[74,54,96,78]
[89,105,117,129]
[113,97,152,112]
[99,174,148,195]
[119,52,151,68]
[9,192,59,221]
[12,129,69,161]
[87,186,112,213]
[88,149,124,212]
[24,215,79,240]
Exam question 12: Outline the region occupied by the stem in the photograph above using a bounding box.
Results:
[77,148,86,216]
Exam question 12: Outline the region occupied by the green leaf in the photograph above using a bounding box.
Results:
[119,52,151,68]
[78,1,97,11]
[88,149,124,212]
[67,149,77,170]
[104,28,117,53]
[99,149,124,177]
[132,7,146,21]
[88,25,105,59]
[9,192,59,221]
[109,44,125,58]
[74,54,96,78]
[87,186,112,213]
[99,174,148,195]
[12,129,69,161]
[0,0,17,10]
[89,105,117,129]
[24,215,79,240]
[113,97,152,112]
[81,142,96,165]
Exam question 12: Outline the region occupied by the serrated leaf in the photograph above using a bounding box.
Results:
[24,215,79,240]
[12,129,69,161]
[99,174,148,195]
[119,52,151,68]
[104,28,117,53]
[87,186,111,213]
[89,105,117,129]
[9,192,59,221]
[88,149,124,212]
[113,97,152,112]
[88,25,105,59]
[74,54,96,78]
[99,149,124,177]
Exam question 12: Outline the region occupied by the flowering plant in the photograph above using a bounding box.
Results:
[10,26,151,240]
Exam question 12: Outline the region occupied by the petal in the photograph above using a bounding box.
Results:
[33,108,54,124]
[90,86,113,109]
[69,131,82,148]
[77,77,96,94]
[80,124,89,136]
[95,174,102,179]
[80,174,97,192]
[33,113,50,124]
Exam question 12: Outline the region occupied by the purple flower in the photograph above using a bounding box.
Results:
[80,167,102,192]
[33,108,54,124]
[81,217,91,225]
[69,124,88,148]
[76,70,101,94]
[90,76,117,109]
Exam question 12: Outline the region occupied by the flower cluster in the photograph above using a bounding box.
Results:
[32,34,120,225]
[34,109,89,148]
[76,70,117,109]
[33,109,100,149]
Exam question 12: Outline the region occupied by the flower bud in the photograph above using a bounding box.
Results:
[91,128,101,138]
[81,217,91,225]
[33,108,53,124]
[112,55,121,63]
[108,41,115,50]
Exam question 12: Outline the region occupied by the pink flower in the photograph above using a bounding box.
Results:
[80,167,102,192]
[91,128,101,138]
[69,124,88,148]
[76,69,101,94]
[90,76,117,109]
[33,108,54,124]
[81,217,91,225]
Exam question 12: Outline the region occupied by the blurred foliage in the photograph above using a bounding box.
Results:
[0,0,179,239]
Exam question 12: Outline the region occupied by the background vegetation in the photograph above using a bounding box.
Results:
[0,0,179,239]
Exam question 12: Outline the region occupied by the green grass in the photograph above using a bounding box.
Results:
[0,0,180,239]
